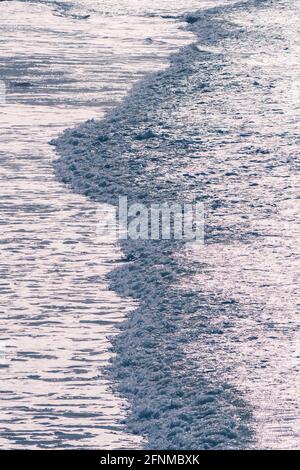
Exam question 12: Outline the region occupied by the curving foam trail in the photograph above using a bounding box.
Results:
[1,0,228,449]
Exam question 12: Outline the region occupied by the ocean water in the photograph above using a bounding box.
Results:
[0,0,229,449]
[53,0,300,450]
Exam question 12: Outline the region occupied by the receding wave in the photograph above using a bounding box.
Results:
[53,0,300,449]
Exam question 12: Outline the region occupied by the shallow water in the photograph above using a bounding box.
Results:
[0,0,226,449]
[53,0,299,449]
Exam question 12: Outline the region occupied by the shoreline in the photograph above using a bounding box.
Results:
[53,0,300,449]
[53,0,256,449]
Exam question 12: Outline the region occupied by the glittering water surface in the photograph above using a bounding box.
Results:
[0,0,299,451]
[0,0,223,449]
